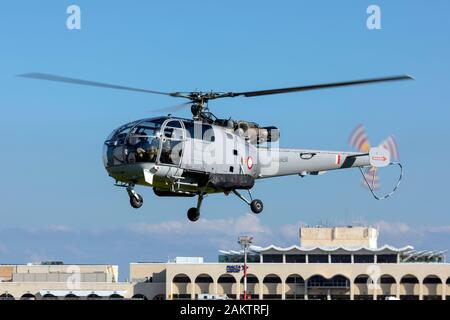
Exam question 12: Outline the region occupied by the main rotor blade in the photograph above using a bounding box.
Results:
[228,75,414,98]
[18,72,182,97]
[152,102,192,113]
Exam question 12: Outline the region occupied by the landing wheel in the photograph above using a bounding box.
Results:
[187,207,200,222]
[130,193,143,209]
[250,199,263,214]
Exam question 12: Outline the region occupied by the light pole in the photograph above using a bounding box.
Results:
[238,236,253,300]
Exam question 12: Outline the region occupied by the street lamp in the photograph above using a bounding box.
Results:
[238,236,253,300]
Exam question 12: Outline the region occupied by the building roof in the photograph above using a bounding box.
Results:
[401,250,447,261]
[219,244,415,255]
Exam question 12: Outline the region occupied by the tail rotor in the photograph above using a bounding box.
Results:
[349,124,399,190]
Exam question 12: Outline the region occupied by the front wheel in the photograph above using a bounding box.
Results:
[130,194,143,209]
[250,199,263,214]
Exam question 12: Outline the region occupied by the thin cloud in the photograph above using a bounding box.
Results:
[374,220,450,236]
[425,226,450,233]
[372,220,450,251]
[374,220,412,234]
[127,215,312,254]
[47,225,73,233]
[279,220,307,241]
[129,214,272,238]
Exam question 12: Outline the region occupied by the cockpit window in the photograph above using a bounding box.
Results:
[128,120,163,145]
[131,118,165,136]
[126,118,165,164]
[164,120,183,139]
[183,121,215,142]
[159,120,185,165]
[103,117,167,167]
[105,121,139,145]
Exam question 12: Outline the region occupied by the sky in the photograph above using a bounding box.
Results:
[0,1,449,279]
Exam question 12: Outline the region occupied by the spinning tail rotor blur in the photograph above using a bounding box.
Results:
[349,124,400,190]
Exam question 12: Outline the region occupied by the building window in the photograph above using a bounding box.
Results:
[196,276,213,283]
[307,275,349,288]
[354,295,373,300]
[248,255,261,263]
[307,294,328,300]
[423,277,441,284]
[218,255,243,263]
[263,276,281,284]
[353,255,374,263]
[173,276,190,283]
[262,294,282,299]
[354,275,369,284]
[308,255,329,263]
[240,276,258,284]
[285,254,306,263]
[286,275,305,284]
[330,255,351,263]
[377,254,397,263]
[330,295,351,300]
[262,254,283,263]
[380,276,396,284]
[401,277,419,284]
[218,276,235,283]
[286,294,305,300]
[218,254,260,263]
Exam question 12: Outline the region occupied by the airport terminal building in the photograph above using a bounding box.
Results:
[1,226,449,300]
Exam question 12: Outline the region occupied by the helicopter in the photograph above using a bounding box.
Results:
[19,72,413,221]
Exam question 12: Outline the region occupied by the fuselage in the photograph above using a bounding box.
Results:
[103,116,258,194]
[103,116,370,195]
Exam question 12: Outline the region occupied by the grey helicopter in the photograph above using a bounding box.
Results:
[19,73,412,221]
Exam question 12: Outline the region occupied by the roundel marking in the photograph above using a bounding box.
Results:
[247,156,254,170]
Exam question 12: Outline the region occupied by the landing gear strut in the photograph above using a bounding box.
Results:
[187,193,204,222]
[127,185,143,209]
[232,189,264,214]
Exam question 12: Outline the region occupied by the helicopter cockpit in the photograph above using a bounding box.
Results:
[103,116,183,168]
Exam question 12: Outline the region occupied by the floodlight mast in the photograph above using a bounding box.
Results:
[238,236,253,300]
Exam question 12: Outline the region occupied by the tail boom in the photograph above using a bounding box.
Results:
[256,148,371,179]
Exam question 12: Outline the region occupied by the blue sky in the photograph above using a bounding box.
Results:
[0,1,449,278]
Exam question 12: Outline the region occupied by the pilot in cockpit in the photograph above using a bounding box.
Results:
[136,131,159,162]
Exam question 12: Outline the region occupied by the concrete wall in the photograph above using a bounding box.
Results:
[2,264,118,283]
[300,227,378,248]
[130,263,167,282]
[12,273,108,283]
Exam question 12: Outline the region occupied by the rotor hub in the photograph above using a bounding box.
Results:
[190,103,203,117]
